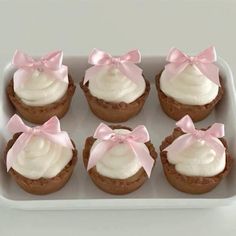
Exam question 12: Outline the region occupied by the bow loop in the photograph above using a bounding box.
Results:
[87,123,154,177]
[93,123,114,140]
[166,48,189,63]
[41,50,63,70]
[12,50,35,69]
[176,115,196,134]
[195,46,217,63]
[119,50,141,63]
[88,48,112,65]
[205,123,225,138]
[40,116,61,134]
[129,125,150,143]
[7,114,32,134]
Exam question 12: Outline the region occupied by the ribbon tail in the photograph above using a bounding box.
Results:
[87,140,114,170]
[129,141,154,178]
[42,132,74,149]
[84,66,103,85]
[196,63,220,86]
[13,69,33,90]
[164,134,195,154]
[6,133,31,171]
[118,62,143,84]
[46,65,69,83]
[205,137,226,157]
[164,61,189,79]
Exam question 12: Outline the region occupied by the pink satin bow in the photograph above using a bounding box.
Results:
[6,114,74,172]
[12,50,68,89]
[87,123,154,178]
[164,115,225,156]
[83,48,143,85]
[165,46,220,86]
[12,50,63,71]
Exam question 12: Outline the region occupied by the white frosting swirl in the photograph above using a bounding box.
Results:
[88,66,145,103]
[167,136,226,177]
[14,66,68,106]
[160,65,219,105]
[12,135,73,179]
[92,129,144,179]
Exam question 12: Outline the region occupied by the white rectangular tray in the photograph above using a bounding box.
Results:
[0,56,235,210]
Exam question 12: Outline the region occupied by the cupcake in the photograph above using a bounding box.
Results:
[5,114,77,195]
[80,49,150,122]
[160,115,233,194]
[83,123,157,194]
[7,50,76,124]
[156,46,223,121]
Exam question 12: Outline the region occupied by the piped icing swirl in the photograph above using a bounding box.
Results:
[88,66,145,103]
[160,64,219,105]
[12,135,73,179]
[14,67,68,106]
[167,135,226,177]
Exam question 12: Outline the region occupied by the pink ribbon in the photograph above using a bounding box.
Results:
[164,115,225,156]
[12,50,63,70]
[12,50,68,89]
[6,114,74,172]
[83,48,143,85]
[87,123,154,178]
[165,46,220,86]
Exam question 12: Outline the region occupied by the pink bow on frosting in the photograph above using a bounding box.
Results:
[165,46,220,86]
[6,114,74,172]
[87,123,154,178]
[12,50,68,89]
[83,48,143,85]
[12,50,63,71]
[164,115,225,156]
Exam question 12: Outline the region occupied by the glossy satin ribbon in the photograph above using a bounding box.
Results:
[164,115,225,155]
[83,48,143,85]
[165,46,220,86]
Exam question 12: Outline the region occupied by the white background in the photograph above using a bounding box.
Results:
[0,0,236,235]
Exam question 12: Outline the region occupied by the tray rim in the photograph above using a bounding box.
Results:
[0,55,235,210]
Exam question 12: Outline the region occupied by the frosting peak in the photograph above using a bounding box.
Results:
[12,135,73,179]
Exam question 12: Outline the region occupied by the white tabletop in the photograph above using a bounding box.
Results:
[0,0,236,235]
